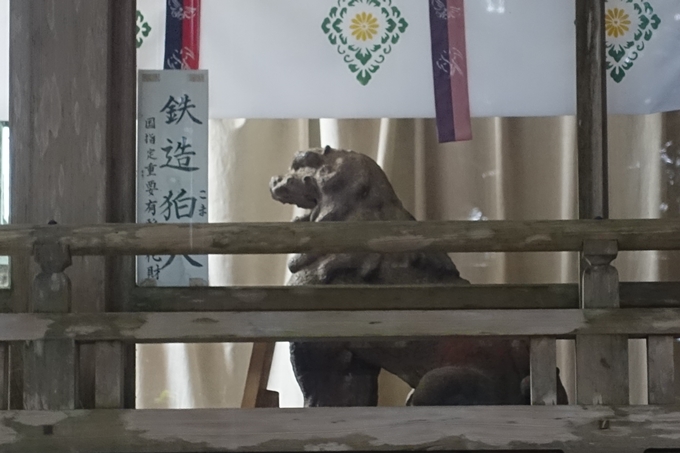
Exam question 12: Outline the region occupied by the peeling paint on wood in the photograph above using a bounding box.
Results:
[577,241,629,406]
[1,219,680,256]
[367,236,435,253]
[0,309,676,342]
[0,406,677,452]
[94,342,124,409]
[10,0,137,410]
[648,336,675,405]
[530,337,557,405]
[23,241,76,411]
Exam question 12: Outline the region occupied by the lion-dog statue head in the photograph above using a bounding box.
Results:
[270,146,467,286]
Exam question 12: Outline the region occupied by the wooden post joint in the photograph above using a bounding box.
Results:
[33,241,72,275]
[31,240,72,314]
[582,239,617,267]
[25,233,76,410]
[581,239,619,309]
[577,239,628,405]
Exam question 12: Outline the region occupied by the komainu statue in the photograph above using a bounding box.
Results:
[270,146,567,406]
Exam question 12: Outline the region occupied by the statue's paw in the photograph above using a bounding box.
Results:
[292,211,312,222]
[410,366,499,406]
[358,253,382,280]
[288,253,321,273]
[315,254,356,283]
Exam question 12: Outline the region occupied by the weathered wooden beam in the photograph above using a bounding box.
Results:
[574,0,631,408]
[241,342,277,409]
[94,341,125,409]
[0,282,648,315]
[0,406,680,452]
[0,290,10,314]
[23,242,77,410]
[0,344,7,410]
[129,281,680,312]
[10,0,137,411]
[620,281,680,307]
[0,309,678,342]
[674,339,680,402]
[580,241,620,308]
[576,334,629,404]
[132,284,580,312]
[647,336,676,405]
[530,337,557,405]
[576,0,608,220]
[577,241,628,405]
[105,0,138,411]
[1,219,680,256]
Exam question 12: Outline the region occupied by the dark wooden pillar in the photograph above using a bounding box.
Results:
[576,0,609,220]
[575,0,628,406]
[9,0,136,409]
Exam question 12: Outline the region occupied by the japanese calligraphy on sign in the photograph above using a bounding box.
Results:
[137,70,209,286]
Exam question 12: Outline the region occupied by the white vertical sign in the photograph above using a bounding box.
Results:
[137,70,209,287]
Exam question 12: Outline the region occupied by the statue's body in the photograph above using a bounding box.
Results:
[270,146,567,406]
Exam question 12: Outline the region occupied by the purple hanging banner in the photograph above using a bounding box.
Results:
[428,0,472,143]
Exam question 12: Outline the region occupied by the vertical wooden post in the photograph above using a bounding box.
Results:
[576,0,609,220]
[241,343,279,408]
[581,240,619,306]
[647,336,675,405]
[577,240,628,405]
[0,344,7,410]
[9,0,137,409]
[95,341,125,408]
[575,0,629,406]
[530,337,557,405]
[106,0,137,411]
[23,241,76,410]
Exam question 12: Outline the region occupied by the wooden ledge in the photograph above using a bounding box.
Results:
[0,308,679,342]
[129,281,680,312]
[0,406,679,452]
[1,218,680,255]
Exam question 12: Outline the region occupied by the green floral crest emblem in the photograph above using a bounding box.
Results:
[136,10,153,49]
[605,0,661,83]
[322,0,409,86]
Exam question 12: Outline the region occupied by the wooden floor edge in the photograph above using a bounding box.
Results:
[0,406,678,452]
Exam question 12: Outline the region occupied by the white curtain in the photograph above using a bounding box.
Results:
[136,113,680,408]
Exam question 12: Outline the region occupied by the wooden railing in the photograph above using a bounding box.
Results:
[2,0,670,450]
[1,218,680,254]
[0,219,678,452]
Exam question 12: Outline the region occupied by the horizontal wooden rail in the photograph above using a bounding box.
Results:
[131,284,579,311]
[1,309,680,342]
[0,281,670,314]
[0,281,674,314]
[0,406,679,452]
[130,281,680,312]
[2,218,680,255]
